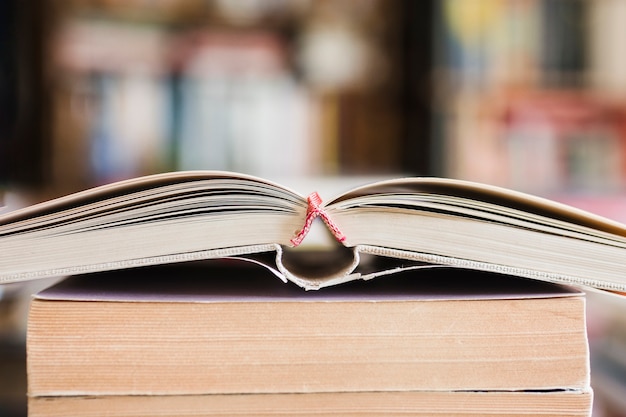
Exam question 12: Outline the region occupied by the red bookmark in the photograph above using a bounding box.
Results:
[290,192,346,247]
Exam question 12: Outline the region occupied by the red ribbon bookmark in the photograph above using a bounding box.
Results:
[290,192,346,247]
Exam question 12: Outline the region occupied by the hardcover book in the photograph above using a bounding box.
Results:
[0,170,625,292]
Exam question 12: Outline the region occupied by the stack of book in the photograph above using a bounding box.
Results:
[4,170,625,416]
[26,262,593,417]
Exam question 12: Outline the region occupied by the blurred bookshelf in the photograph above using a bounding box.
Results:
[12,0,433,197]
[433,0,626,203]
[3,0,626,416]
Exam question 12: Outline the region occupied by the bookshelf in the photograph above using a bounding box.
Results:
[3,0,433,197]
[433,0,626,197]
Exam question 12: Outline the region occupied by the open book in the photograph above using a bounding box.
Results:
[1,170,626,292]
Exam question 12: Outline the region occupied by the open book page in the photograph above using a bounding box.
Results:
[327,177,626,237]
[323,180,626,293]
[0,171,307,229]
[0,172,309,284]
[0,170,625,293]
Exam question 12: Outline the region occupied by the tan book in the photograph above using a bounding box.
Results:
[27,263,590,396]
[28,390,594,417]
[0,171,626,293]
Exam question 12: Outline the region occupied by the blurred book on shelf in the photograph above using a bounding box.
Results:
[52,18,180,188]
[172,30,318,177]
[446,90,626,194]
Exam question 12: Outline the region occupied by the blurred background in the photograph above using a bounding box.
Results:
[2,0,626,415]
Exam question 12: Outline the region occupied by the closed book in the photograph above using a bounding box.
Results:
[27,262,590,396]
[29,390,594,417]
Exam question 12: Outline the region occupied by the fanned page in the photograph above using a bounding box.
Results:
[327,177,626,236]
[0,171,308,284]
[324,177,626,293]
[1,170,626,293]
